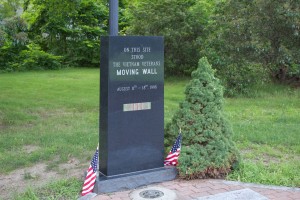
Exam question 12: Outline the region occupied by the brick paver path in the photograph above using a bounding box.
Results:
[92,179,300,200]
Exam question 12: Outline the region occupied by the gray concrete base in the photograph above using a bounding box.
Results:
[77,193,97,200]
[93,166,177,194]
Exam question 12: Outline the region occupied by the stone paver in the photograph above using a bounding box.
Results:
[92,179,300,200]
[196,188,268,200]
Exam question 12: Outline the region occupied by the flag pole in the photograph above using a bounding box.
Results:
[109,0,119,36]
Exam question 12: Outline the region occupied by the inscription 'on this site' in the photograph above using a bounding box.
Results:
[123,102,151,112]
[112,46,161,77]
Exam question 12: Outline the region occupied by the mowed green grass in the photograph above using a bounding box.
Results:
[0,68,100,172]
[225,86,300,187]
[0,69,299,193]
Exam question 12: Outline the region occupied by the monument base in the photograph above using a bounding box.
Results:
[93,166,177,194]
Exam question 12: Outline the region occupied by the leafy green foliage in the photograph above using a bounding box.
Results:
[2,16,28,46]
[0,42,62,72]
[0,29,6,47]
[127,0,214,76]
[0,44,22,72]
[1,0,106,71]
[165,57,239,179]
[18,44,62,70]
[219,63,268,97]
[24,0,108,67]
[0,0,23,20]
[0,17,62,72]
[0,16,29,72]
[203,0,300,94]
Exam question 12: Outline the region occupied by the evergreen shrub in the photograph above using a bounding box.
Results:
[165,57,239,179]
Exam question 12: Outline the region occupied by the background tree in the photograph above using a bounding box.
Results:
[165,57,239,179]
[23,0,108,67]
[248,0,300,82]
[0,0,63,72]
[202,0,300,95]
[127,0,214,76]
[0,16,29,71]
[0,0,23,20]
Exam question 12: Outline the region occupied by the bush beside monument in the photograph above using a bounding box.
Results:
[165,57,240,179]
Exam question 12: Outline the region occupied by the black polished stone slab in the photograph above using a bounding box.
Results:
[99,36,164,177]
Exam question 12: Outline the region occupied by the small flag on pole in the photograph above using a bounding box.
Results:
[81,146,99,196]
[164,133,182,166]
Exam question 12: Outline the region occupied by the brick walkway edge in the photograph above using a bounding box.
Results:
[92,179,300,200]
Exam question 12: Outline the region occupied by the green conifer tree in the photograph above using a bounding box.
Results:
[165,57,239,179]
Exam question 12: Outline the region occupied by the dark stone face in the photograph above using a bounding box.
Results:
[100,36,164,177]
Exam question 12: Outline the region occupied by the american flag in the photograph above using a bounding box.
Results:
[81,147,98,196]
[164,133,182,166]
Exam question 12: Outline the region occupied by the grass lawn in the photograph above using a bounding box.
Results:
[0,68,299,199]
[0,68,100,173]
[225,85,300,187]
